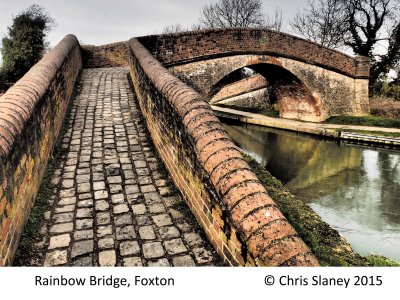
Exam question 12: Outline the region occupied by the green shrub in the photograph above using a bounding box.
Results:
[1,5,54,84]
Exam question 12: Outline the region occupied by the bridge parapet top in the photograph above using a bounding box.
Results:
[138,28,369,79]
[128,36,319,266]
[0,34,80,159]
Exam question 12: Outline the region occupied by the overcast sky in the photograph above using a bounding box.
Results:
[0,0,308,47]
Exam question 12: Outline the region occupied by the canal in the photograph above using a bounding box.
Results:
[223,122,400,262]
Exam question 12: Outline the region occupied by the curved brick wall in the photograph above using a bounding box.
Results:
[128,37,319,266]
[138,28,369,79]
[81,41,129,68]
[0,34,82,265]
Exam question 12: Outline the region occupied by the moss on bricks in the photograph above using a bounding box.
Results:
[13,73,81,266]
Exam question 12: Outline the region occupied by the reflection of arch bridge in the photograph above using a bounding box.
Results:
[139,28,370,122]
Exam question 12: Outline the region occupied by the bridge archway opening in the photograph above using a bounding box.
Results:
[209,63,321,119]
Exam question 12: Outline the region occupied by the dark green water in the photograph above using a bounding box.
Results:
[223,122,400,262]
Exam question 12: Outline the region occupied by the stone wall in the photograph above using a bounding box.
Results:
[82,41,129,68]
[0,35,82,266]
[128,37,319,266]
[139,28,369,79]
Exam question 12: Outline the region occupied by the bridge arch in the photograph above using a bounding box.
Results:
[208,60,322,120]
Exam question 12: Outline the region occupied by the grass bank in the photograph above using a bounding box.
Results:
[325,115,400,128]
[242,153,400,266]
[214,103,400,129]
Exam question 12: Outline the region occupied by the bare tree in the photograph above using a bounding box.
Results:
[345,0,400,85]
[162,23,185,34]
[290,0,348,49]
[265,7,283,31]
[290,0,400,88]
[199,0,265,28]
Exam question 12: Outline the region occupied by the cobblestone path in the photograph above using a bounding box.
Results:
[26,68,222,266]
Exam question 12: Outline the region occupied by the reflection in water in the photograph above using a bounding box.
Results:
[223,123,400,261]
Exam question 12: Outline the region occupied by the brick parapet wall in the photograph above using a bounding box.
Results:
[81,41,129,68]
[139,28,369,79]
[128,37,319,266]
[0,34,82,266]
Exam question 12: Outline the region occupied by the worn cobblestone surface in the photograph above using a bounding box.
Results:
[27,68,223,266]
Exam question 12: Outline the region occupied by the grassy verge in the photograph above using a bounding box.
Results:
[242,153,400,266]
[348,130,400,138]
[13,74,79,265]
[212,103,280,118]
[325,115,400,128]
[214,103,400,129]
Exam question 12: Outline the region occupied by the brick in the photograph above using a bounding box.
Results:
[207,152,246,180]
[247,220,297,257]
[198,139,237,164]
[230,193,277,220]
[196,130,229,152]
[260,236,311,266]
[224,182,266,211]
[185,114,220,136]
[239,207,287,240]
[217,169,259,196]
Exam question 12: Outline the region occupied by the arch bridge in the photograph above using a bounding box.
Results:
[139,28,370,122]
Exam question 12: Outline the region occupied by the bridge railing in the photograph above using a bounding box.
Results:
[128,37,319,266]
[0,34,82,266]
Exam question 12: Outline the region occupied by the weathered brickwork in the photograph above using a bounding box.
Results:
[0,35,82,266]
[210,74,268,105]
[213,88,270,110]
[82,42,129,68]
[170,54,370,122]
[139,28,369,79]
[139,29,369,122]
[128,37,319,266]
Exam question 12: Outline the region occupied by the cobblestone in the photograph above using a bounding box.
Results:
[99,251,116,266]
[27,68,222,267]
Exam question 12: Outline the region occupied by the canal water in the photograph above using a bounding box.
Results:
[223,122,400,262]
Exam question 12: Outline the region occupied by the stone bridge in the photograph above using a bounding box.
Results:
[0,28,369,267]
